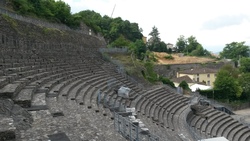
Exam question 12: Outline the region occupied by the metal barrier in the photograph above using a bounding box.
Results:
[114,112,160,141]
[97,80,159,141]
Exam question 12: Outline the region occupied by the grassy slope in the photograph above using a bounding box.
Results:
[153,52,216,65]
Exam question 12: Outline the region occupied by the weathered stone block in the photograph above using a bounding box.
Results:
[0,117,16,141]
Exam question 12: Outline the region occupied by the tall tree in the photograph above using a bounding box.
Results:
[185,36,200,53]
[220,41,249,60]
[176,35,187,52]
[238,73,250,100]
[148,26,161,51]
[214,65,242,100]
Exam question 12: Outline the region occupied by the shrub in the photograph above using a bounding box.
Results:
[164,55,174,60]
[179,81,190,90]
[159,76,175,88]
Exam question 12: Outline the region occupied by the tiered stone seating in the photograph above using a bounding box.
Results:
[187,106,250,140]
[1,14,250,140]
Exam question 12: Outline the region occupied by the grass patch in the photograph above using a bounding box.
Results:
[2,14,18,27]
[43,27,64,35]
[2,14,18,31]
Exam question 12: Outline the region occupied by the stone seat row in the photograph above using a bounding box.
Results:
[135,87,189,130]
[187,107,250,141]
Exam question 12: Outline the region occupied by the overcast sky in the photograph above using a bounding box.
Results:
[63,0,250,53]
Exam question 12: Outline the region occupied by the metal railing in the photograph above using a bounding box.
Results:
[114,112,160,141]
[96,80,160,141]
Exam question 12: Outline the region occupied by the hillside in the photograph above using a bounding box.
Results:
[153,52,216,64]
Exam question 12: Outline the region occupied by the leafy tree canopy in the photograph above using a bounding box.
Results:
[11,0,76,27]
[175,35,211,57]
[176,35,187,52]
[129,39,146,60]
[238,73,250,100]
[239,57,250,73]
[179,81,190,90]
[214,64,242,99]
[147,26,171,53]
[9,0,143,47]
[220,41,249,60]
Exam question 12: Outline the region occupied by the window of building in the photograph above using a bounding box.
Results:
[197,78,199,82]
[207,81,210,86]
[215,74,217,77]
[207,74,210,78]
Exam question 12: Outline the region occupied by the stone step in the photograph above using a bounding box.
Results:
[29,92,47,111]
[0,82,25,98]
[13,87,36,108]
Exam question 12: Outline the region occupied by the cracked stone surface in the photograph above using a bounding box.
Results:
[14,97,126,141]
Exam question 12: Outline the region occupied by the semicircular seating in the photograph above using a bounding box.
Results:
[187,106,250,141]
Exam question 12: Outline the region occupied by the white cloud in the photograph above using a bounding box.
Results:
[202,14,250,30]
[62,0,250,53]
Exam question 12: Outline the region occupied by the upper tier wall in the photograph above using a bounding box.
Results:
[0,13,106,50]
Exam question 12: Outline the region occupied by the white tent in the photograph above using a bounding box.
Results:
[198,137,229,141]
[190,83,212,92]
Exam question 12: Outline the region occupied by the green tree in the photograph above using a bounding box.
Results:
[221,64,240,78]
[214,65,242,100]
[78,10,102,32]
[159,76,175,88]
[10,0,143,45]
[185,36,200,53]
[130,39,147,60]
[148,26,161,51]
[144,62,158,82]
[159,41,168,52]
[110,35,130,47]
[179,81,190,90]
[238,73,250,100]
[54,1,72,25]
[220,41,249,60]
[12,0,34,14]
[239,57,250,73]
[176,35,187,52]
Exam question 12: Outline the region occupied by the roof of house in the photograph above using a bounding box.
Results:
[171,75,194,83]
[179,68,218,74]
